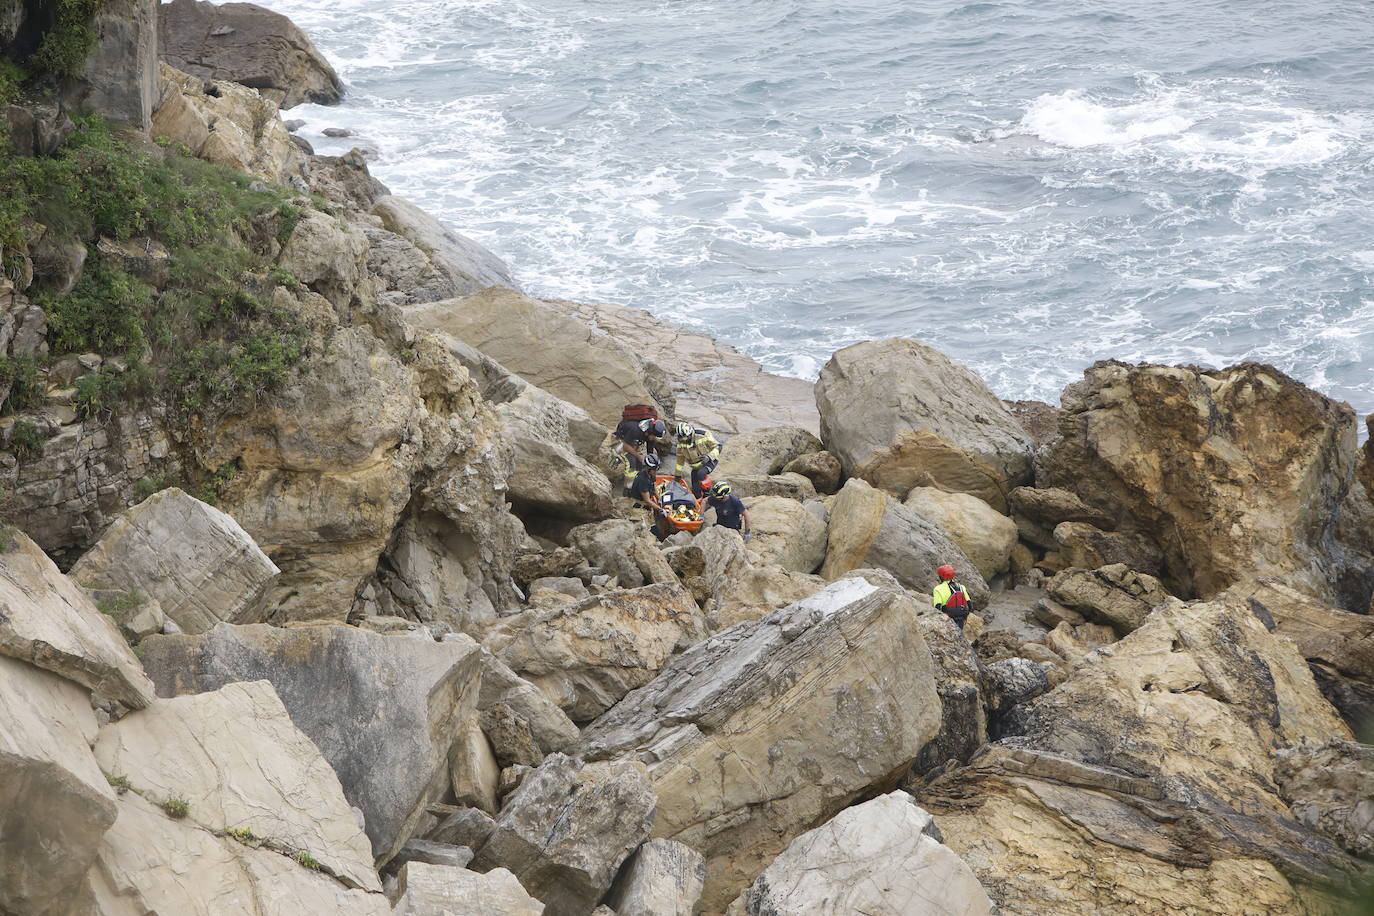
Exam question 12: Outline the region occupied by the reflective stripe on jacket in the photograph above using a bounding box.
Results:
[676,428,720,467]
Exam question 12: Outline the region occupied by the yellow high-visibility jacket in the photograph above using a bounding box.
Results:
[675,427,720,469]
[931,581,967,609]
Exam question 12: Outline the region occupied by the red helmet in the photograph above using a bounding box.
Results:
[937,565,956,580]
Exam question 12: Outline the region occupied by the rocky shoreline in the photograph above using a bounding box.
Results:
[0,2,1371,915]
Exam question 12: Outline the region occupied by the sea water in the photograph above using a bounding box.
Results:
[258,0,1374,418]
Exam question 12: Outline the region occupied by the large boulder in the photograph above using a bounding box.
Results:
[69,488,279,635]
[496,385,614,521]
[1224,578,1374,733]
[815,338,1033,511]
[0,655,117,916]
[782,450,842,494]
[0,529,155,709]
[93,680,380,891]
[568,518,654,588]
[915,593,1358,914]
[139,623,484,865]
[744,496,827,574]
[372,196,516,296]
[276,209,369,308]
[1007,485,1117,549]
[742,791,993,916]
[904,487,1019,581]
[393,862,544,916]
[692,525,824,630]
[582,578,943,911]
[158,0,343,108]
[716,426,822,477]
[1040,361,1368,608]
[1045,564,1172,636]
[821,478,988,606]
[77,0,159,128]
[493,583,708,722]
[606,839,705,916]
[1052,521,1164,577]
[477,652,581,758]
[913,612,987,774]
[406,288,671,428]
[88,790,390,914]
[152,63,307,183]
[469,753,655,916]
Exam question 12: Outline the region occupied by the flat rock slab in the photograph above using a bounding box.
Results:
[0,528,154,709]
[70,487,279,635]
[394,862,544,916]
[140,623,484,864]
[94,680,380,892]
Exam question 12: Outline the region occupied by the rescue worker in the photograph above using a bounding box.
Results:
[609,449,642,497]
[629,452,669,539]
[673,421,721,498]
[931,564,970,630]
[705,482,750,540]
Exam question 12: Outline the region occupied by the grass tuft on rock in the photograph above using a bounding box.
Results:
[159,797,190,820]
[294,850,323,871]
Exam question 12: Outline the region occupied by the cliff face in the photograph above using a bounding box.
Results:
[0,5,1371,916]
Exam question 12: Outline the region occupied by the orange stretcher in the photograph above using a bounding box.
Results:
[653,475,705,533]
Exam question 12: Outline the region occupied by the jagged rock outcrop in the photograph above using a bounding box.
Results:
[140,623,484,864]
[582,578,943,911]
[912,611,987,773]
[489,583,708,722]
[0,655,117,916]
[1046,564,1172,636]
[1008,485,1117,549]
[917,592,1359,914]
[815,338,1032,511]
[69,487,279,634]
[407,288,671,427]
[716,426,823,477]
[158,0,344,109]
[469,753,656,916]
[393,862,545,916]
[743,495,827,573]
[1052,521,1164,576]
[740,791,993,916]
[1225,578,1374,731]
[153,63,308,184]
[606,839,705,916]
[0,529,155,709]
[372,196,516,295]
[782,449,842,494]
[904,487,1019,581]
[541,298,819,436]
[1041,360,1371,609]
[496,384,614,521]
[820,478,988,606]
[93,680,381,891]
[1275,740,1374,859]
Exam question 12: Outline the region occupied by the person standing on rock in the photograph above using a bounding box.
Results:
[706,482,751,540]
[931,564,970,630]
[673,421,721,498]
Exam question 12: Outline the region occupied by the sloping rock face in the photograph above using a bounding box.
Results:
[140,623,484,864]
[606,838,705,916]
[469,753,655,916]
[89,790,390,915]
[815,338,1032,511]
[541,298,819,436]
[0,655,117,916]
[916,593,1359,915]
[373,196,517,295]
[1225,578,1374,732]
[69,488,279,634]
[406,288,672,428]
[394,862,545,916]
[493,583,709,722]
[742,791,993,916]
[1040,360,1369,609]
[904,487,1018,582]
[93,680,381,892]
[582,579,943,912]
[821,478,988,606]
[158,0,343,108]
[0,529,155,709]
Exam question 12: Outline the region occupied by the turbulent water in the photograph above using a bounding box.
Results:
[263,0,1374,416]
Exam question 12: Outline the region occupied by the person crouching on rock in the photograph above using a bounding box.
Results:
[673,421,720,498]
[629,452,670,539]
[706,482,750,540]
[931,564,970,630]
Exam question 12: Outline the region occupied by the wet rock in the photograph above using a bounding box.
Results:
[742,791,992,916]
[816,338,1033,511]
[912,612,987,773]
[158,0,343,108]
[582,578,942,911]
[140,623,484,865]
[469,753,655,916]
[69,487,279,635]
[983,656,1052,720]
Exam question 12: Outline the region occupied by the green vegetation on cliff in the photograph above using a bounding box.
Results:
[0,116,309,419]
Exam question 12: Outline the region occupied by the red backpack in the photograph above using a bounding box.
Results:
[944,583,968,608]
[622,404,658,422]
